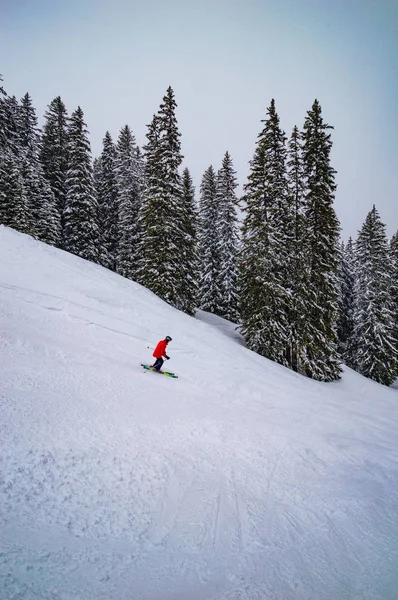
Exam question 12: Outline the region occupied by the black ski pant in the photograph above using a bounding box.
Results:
[152,357,164,371]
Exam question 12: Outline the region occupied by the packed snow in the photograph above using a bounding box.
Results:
[1,225,398,600]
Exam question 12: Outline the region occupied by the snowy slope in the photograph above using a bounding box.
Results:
[1,225,398,600]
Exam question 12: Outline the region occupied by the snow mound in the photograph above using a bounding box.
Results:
[1,225,398,600]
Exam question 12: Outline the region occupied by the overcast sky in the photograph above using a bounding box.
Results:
[1,0,397,239]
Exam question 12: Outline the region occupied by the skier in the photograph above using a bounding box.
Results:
[151,336,172,372]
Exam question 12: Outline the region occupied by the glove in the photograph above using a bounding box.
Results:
[165,355,170,360]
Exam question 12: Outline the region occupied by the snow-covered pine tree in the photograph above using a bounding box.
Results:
[197,165,222,313]
[19,93,60,245]
[1,95,23,160]
[300,99,341,381]
[64,106,99,262]
[0,81,28,231]
[93,156,102,192]
[135,146,145,198]
[138,87,190,311]
[239,99,291,364]
[0,82,31,234]
[337,237,356,366]
[93,155,106,264]
[95,131,119,270]
[40,96,69,246]
[286,125,307,371]
[0,74,8,150]
[351,207,396,385]
[0,81,20,156]
[136,114,160,285]
[178,167,198,315]
[390,231,398,368]
[115,124,142,279]
[215,151,240,322]
[0,149,30,233]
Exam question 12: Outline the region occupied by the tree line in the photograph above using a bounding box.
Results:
[0,74,396,385]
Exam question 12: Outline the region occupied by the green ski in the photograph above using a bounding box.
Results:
[141,364,178,378]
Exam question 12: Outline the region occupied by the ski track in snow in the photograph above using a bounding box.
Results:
[1,226,398,600]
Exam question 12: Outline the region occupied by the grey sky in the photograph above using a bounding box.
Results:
[1,0,397,239]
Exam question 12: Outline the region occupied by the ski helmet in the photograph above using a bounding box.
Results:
[165,335,172,342]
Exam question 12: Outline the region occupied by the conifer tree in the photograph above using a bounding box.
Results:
[300,99,341,381]
[0,78,10,224]
[215,151,240,321]
[0,149,30,233]
[350,207,396,385]
[0,74,8,151]
[239,99,290,364]
[138,87,189,311]
[337,237,356,365]
[135,113,162,285]
[64,107,99,262]
[93,155,105,262]
[0,84,57,241]
[0,81,29,231]
[115,125,142,279]
[1,95,23,161]
[178,167,198,315]
[95,131,119,270]
[135,146,145,197]
[19,93,60,245]
[40,96,69,245]
[0,82,21,158]
[93,156,102,192]
[198,165,222,313]
[390,231,398,367]
[286,125,307,371]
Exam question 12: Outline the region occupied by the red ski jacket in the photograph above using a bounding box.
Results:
[153,340,168,359]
